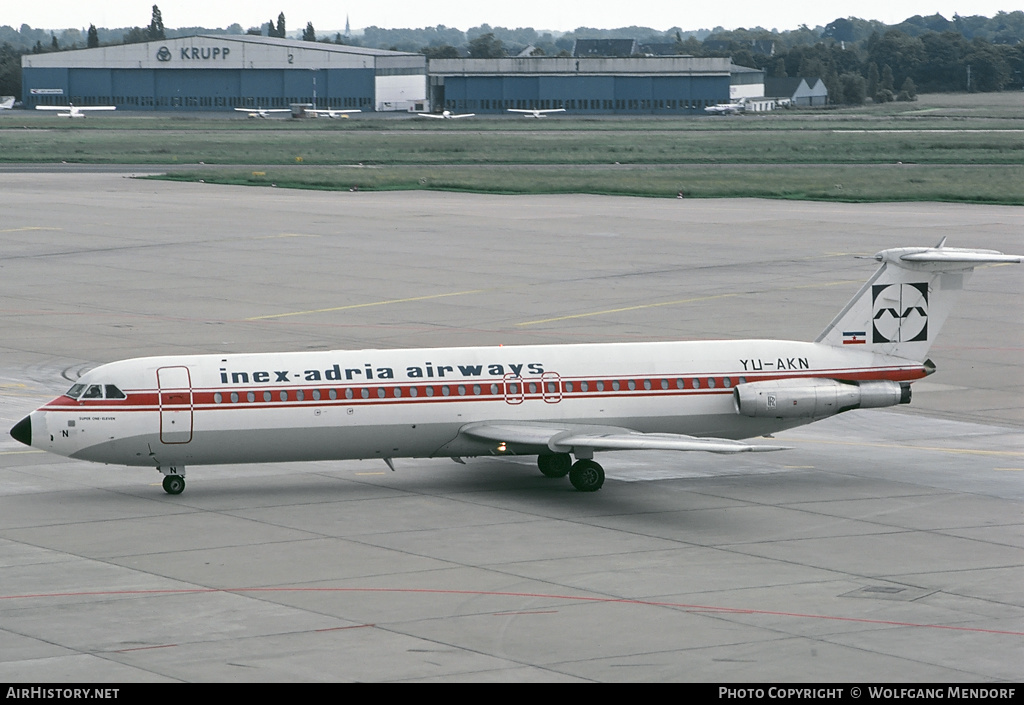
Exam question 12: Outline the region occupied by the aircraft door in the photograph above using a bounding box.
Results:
[157,366,193,444]
[542,372,562,403]
[503,373,524,405]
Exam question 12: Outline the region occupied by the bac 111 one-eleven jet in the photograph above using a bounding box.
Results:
[9,240,1020,496]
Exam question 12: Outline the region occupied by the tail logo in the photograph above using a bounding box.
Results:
[872,283,929,343]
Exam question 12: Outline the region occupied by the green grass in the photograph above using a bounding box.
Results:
[3,122,1022,165]
[4,93,1023,203]
[159,164,1024,204]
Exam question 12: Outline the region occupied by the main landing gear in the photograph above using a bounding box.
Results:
[537,453,605,492]
[159,467,186,495]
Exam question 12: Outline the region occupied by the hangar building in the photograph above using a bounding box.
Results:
[20,35,427,112]
[428,57,750,114]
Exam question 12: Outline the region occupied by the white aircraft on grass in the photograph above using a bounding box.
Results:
[234,107,290,119]
[36,103,116,118]
[10,241,1019,496]
[508,108,566,118]
[417,110,475,119]
[304,108,361,119]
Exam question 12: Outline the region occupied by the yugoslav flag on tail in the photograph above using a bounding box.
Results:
[817,238,1021,362]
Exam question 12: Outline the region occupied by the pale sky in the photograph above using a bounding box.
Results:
[6,1,1019,34]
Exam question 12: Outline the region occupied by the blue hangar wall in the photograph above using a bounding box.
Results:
[428,57,736,115]
[22,66,376,110]
[20,35,422,111]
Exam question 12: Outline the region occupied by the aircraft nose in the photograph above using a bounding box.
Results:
[10,416,31,446]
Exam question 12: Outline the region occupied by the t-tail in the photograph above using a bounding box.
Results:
[817,239,1021,362]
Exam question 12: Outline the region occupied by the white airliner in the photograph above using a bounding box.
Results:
[36,103,116,118]
[417,110,475,119]
[9,241,1019,496]
[234,107,290,119]
[508,108,566,118]
[304,108,362,119]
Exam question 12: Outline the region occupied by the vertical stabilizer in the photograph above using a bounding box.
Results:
[816,241,1021,361]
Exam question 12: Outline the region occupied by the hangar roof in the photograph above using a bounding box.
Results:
[22,35,425,72]
[428,57,734,76]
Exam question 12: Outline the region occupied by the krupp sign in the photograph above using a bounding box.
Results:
[157,45,231,62]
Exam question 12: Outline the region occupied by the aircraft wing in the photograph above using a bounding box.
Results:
[35,106,65,111]
[307,109,361,116]
[417,113,447,119]
[460,421,787,455]
[77,106,116,111]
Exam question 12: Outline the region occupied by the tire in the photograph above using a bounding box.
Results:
[162,475,185,495]
[569,460,604,492]
[537,453,572,478]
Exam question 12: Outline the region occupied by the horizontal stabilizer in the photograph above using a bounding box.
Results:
[818,241,1021,359]
[461,422,788,455]
[873,243,1022,271]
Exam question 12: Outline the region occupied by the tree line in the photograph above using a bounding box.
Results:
[2,9,1022,101]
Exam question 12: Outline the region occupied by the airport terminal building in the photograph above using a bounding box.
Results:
[20,35,428,112]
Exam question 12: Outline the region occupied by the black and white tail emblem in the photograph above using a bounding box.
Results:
[872,283,928,343]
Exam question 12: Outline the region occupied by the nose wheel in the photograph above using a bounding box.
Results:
[159,467,186,495]
[162,475,185,495]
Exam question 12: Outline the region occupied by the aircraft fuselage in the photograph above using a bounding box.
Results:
[21,339,925,469]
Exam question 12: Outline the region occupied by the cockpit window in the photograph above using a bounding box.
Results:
[65,384,128,400]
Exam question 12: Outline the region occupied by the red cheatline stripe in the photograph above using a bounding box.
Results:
[1,587,1019,636]
[40,367,928,412]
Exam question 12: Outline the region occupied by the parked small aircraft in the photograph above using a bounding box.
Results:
[0,96,15,110]
[9,241,1019,495]
[507,108,566,118]
[36,103,116,118]
[234,107,290,119]
[704,99,746,115]
[304,108,361,119]
[417,110,475,119]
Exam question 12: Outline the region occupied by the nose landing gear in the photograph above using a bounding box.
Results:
[159,467,186,495]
